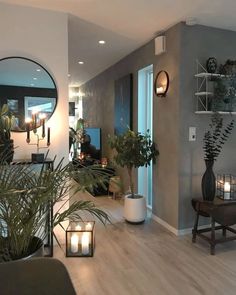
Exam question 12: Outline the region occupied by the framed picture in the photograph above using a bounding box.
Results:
[114,74,133,135]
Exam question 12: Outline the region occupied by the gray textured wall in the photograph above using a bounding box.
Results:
[80,23,181,229]
[80,22,236,230]
[178,23,236,229]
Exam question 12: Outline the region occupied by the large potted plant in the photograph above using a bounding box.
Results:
[202,113,234,201]
[109,129,158,223]
[0,159,110,262]
[0,104,16,163]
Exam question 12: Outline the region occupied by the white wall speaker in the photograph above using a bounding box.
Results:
[155,36,166,55]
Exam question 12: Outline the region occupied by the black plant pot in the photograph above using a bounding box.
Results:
[201,159,216,201]
[0,139,14,163]
[0,236,44,263]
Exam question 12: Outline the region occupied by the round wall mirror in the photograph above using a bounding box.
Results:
[0,56,57,132]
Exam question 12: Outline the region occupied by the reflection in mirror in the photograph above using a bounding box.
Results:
[0,57,57,132]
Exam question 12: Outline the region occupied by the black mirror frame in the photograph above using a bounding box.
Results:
[0,56,58,132]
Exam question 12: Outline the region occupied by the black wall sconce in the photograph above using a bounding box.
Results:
[154,70,169,97]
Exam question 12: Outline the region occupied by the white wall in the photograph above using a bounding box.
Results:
[0,3,69,164]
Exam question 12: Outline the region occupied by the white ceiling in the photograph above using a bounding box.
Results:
[2,0,236,86]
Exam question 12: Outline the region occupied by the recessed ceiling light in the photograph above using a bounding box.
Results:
[36,69,41,72]
[99,40,106,44]
[33,77,37,80]
[78,61,84,65]
[68,74,71,77]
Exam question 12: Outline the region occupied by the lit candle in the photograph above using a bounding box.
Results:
[25,117,31,143]
[32,110,38,133]
[156,86,164,94]
[70,234,79,253]
[39,113,46,138]
[86,222,92,230]
[224,182,231,200]
[47,127,50,146]
[75,224,82,230]
[81,233,90,255]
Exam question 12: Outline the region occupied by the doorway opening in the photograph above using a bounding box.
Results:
[138,64,153,209]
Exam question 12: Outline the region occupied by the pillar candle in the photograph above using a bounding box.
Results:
[81,233,90,255]
[25,118,31,143]
[70,234,79,253]
[47,127,50,146]
[224,182,231,200]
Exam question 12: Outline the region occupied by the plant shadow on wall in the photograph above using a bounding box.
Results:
[0,156,111,262]
[202,113,234,201]
[109,129,159,223]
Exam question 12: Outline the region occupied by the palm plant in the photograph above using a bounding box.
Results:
[0,104,16,163]
[0,159,110,262]
[0,104,15,142]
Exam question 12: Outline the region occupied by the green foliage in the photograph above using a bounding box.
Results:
[0,104,16,142]
[0,159,111,261]
[203,113,234,161]
[108,129,159,197]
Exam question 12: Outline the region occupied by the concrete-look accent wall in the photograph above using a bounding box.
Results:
[80,23,182,229]
[0,3,69,164]
[178,23,236,229]
[153,24,182,229]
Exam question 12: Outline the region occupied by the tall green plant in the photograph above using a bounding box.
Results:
[108,129,159,198]
[0,159,111,262]
[203,113,234,161]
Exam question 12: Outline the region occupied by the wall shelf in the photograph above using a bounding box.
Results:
[195,60,236,114]
[195,111,236,115]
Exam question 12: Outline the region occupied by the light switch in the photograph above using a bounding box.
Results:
[189,127,196,141]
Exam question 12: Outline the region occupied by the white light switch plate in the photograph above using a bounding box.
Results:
[189,127,196,141]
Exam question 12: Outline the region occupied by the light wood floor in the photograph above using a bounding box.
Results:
[54,192,236,295]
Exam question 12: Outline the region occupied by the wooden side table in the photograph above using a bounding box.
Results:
[192,198,236,255]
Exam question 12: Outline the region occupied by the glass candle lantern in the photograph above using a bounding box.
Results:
[66,221,95,257]
[216,174,236,200]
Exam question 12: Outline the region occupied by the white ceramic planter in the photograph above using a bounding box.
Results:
[124,194,146,223]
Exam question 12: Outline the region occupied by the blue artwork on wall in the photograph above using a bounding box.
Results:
[114,73,133,135]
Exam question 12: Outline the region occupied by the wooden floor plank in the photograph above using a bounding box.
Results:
[54,192,236,295]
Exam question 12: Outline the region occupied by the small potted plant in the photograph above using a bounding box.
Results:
[0,104,16,163]
[109,129,158,223]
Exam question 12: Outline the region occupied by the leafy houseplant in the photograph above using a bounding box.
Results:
[0,159,110,262]
[0,104,16,163]
[109,129,158,223]
[202,113,234,201]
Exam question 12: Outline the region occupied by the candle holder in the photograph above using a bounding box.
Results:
[101,157,108,168]
[66,221,95,257]
[216,174,236,200]
[25,112,51,163]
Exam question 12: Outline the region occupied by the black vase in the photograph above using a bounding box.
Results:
[201,159,216,201]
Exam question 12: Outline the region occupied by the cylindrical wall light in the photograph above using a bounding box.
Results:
[154,70,169,97]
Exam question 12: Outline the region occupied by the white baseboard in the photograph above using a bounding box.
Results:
[151,213,210,236]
